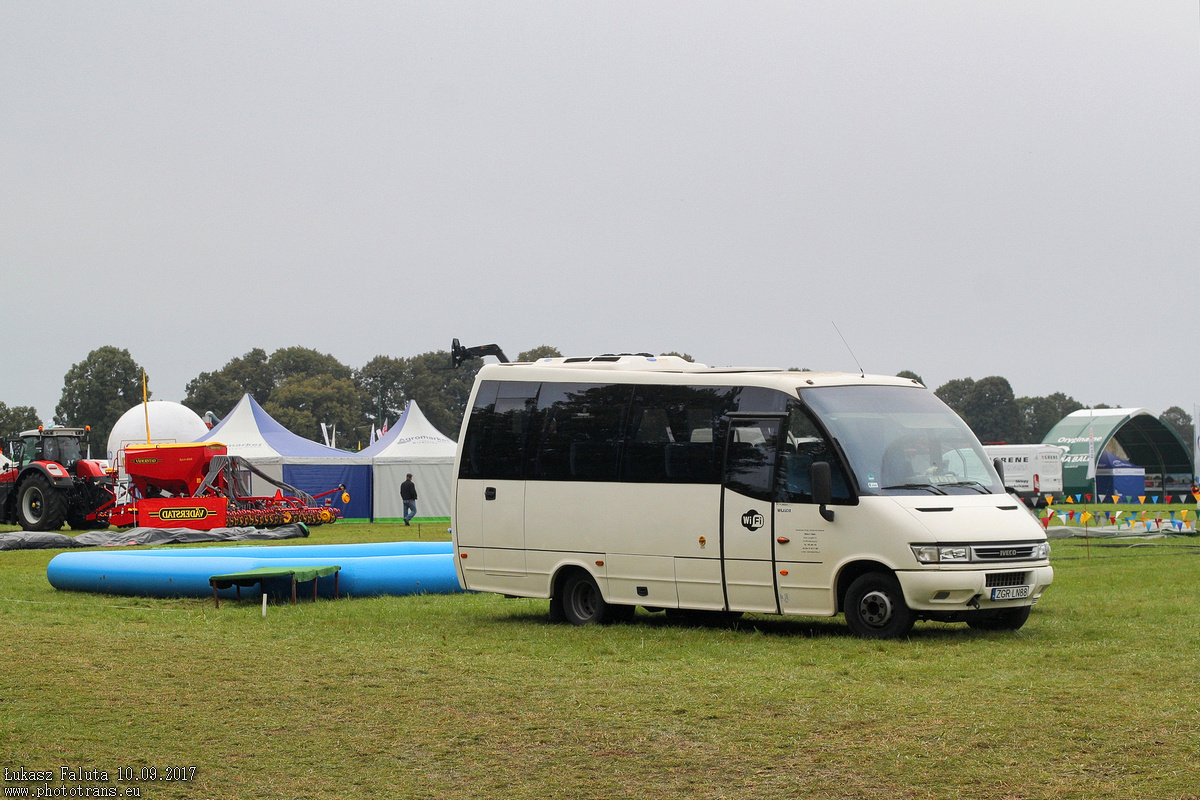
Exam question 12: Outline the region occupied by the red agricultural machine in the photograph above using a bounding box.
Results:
[1,429,345,531]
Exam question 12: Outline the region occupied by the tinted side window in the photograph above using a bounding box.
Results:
[778,405,853,503]
[625,385,734,483]
[725,419,781,502]
[458,381,539,480]
[533,383,632,481]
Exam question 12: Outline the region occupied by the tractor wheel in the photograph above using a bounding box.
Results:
[17,474,67,532]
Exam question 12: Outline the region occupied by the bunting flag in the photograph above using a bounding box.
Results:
[1193,490,1200,502]
[1138,496,1147,504]
[1066,495,1075,504]
[1045,494,1054,506]
[1152,496,1160,504]
[1085,494,1092,503]
[1068,510,1077,521]
[1113,510,1124,520]
[1081,511,1092,524]
[1112,494,1121,504]
[1165,494,1173,504]
[1041,515,1052,530]
[1182,509,1190,521]
[1075,494,1082,503]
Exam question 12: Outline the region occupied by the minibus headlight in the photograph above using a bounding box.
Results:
[1035,541,1051,559]
[911,545,940,563]
[910,545,971,564]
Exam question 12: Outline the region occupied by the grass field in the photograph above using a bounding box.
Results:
[2,523,1199,800]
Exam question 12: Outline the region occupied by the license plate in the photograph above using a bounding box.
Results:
[991,585,1031,601]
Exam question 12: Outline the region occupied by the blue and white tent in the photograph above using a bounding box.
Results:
[358,400,456,522]
[196,394,373,521]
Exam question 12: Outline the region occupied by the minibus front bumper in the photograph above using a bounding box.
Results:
[898,564,1053,612]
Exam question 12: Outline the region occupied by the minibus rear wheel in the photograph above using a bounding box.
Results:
[559,571,609,625]
[844,572,915,639]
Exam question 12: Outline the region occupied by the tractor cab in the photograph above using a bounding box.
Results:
[12,428,87,473]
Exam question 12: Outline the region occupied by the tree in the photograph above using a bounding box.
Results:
[268,347,352,384]
[935,378,975,416]
[0,402,41,443]
[517,345,563,361]
[1160,406,1195,457]
[183,348,273,418]
[1016,392,1083,443]
[401,350,482,438]
[961,376,1022,443]
[660,351,695,362]
[54,347,147,453]
[221,348,273,403]
[354,356,409,431]
[896,370,924,386]
[265,376,362,445]
[182,371,244,419]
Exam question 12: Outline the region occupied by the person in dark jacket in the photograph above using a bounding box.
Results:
[400,473,418,526]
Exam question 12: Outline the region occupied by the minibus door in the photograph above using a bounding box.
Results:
[721,416,783,614]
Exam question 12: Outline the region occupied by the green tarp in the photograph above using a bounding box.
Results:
[209,565,341,589]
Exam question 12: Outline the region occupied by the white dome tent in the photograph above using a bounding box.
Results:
[359,400,457,522]
[107,401,210,475]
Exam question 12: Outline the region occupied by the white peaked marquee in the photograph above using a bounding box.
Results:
[359,400,457,521]
[195,394,373,521]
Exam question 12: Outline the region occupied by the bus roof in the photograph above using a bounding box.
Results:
[477,357,924,391]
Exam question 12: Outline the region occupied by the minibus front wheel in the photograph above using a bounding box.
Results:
[844,572,915,639]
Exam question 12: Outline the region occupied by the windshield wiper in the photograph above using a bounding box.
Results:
[881,483,947,495]
[938,480,991,494]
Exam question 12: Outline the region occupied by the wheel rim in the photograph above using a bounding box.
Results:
[22,486,45,523]
[858,589,894,628]
[569,581,598,620]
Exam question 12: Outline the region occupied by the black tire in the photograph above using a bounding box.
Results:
[17,474,67,532]
[967,605,1031,632]
[559,571,608,625]
[844,572,915,639]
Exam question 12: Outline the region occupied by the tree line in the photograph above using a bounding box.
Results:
[3,349,1194,459]
[901,370,1194,453]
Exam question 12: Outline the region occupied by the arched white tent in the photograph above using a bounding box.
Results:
[359,400,456,522]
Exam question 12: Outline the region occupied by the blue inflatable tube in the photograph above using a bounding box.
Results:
[46,541,462,600]
[101,541,453,559]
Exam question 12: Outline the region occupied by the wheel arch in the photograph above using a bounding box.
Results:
[835,559,896,613]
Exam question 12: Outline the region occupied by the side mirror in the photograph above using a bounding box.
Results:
[993,458,1011,493]
[811,461,835,522]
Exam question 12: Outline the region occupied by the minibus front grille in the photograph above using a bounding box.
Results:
[972,544,1039,561]
[986,572,1027,588]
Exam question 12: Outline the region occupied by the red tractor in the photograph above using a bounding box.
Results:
[0,427,112,531]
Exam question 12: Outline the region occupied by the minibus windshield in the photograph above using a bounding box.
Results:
[801,385,1004,497]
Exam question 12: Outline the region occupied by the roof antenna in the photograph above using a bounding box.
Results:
[832,322,865,378]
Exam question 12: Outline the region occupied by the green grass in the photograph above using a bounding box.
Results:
[2,526,1199,799]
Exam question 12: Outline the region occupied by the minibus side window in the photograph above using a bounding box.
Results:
[778,406,853,503]
[725,419,780,502]
[532,383,632,482]
[625,385,732,484]
[458,380,539,480]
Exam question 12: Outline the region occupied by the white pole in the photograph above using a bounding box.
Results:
[262,593,268,617]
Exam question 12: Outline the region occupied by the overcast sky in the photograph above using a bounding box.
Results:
[3,1,1198,425]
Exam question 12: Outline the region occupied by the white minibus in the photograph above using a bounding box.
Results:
[450,355,1053,638]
